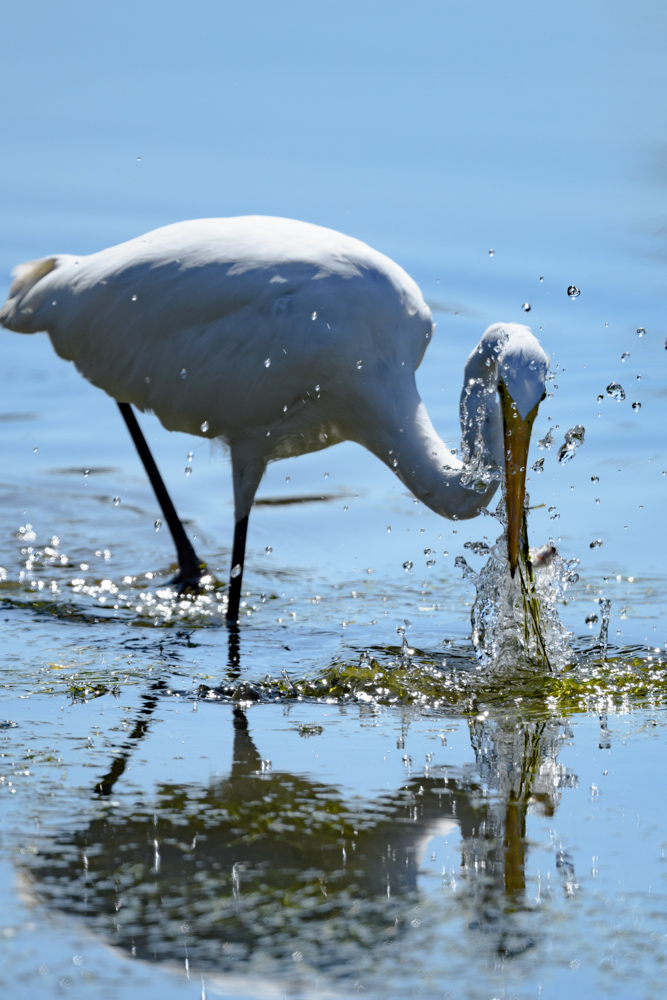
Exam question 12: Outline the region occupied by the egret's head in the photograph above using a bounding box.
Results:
[495,326,549,575]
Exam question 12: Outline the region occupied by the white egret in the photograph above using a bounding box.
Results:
[0,217,549,621]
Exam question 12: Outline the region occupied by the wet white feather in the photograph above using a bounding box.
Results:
[1,217,548,522]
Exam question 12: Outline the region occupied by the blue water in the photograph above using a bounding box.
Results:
[0,2,666,997]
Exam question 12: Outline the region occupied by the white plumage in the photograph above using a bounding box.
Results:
[1,217,549,619]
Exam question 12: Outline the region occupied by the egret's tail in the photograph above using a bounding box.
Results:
[0,256,58,332]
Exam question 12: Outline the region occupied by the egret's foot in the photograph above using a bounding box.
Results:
[169,563,210,595]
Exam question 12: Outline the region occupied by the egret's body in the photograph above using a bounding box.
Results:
[1,217,549,620]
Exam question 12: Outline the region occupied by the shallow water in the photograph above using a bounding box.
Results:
[1,3,667,998]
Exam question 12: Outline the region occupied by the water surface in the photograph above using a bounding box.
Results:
[0,3,666,997]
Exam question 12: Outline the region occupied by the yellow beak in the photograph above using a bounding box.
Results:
[497,381,541,577]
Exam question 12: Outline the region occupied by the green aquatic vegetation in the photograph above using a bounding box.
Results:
[202,645,667,718]
[67,680,113,703]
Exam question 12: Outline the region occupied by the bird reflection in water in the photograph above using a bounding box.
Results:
[20,637,579,992]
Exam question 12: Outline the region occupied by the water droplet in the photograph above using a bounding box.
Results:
[387,526,391,533]
[185,466,192,476]
[356,360,363,369]
[632,401,641,411]
[585,613,599,627]
[145,376,151,384]
[33,446,37,453]
[621,351,630,361]
[264,358,271,368]
[311,311,317,321]
[324,472,329,479]
[51,300,57,306]
[200,420,209,433]
[537,428,555,450]
[531,457,544,473]
[591,475,599,483]
[637,327,646,337]
[567,285,580,298]
[558,424,585,464]
[488,249,495,257]
[131,294,137,302]
[265,545,272,554]
[596,394,603,403]
[590,539,603,549]
[636,374,642,380]
[137,156,141,162]
[283,404,288,412]
[113,497,120,506]
[285,475,290,483]
[402,560,413,571]
[522,302,531,312]
[539,276,544,282]
[179,368,187,379]
[595,497,600,504]
[230,564,242,579]
[426,559,436,567]
[464,541,490,555]
[154,519,162,531]
[606,381,625,401]
[392,457,398,468]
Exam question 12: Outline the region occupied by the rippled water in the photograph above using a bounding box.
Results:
[1,3,667,998]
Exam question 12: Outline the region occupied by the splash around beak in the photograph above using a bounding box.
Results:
[497,380,542,576]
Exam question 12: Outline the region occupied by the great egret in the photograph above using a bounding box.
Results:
[0,217,549,622]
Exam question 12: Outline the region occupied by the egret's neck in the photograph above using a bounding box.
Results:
[354,382,499,521]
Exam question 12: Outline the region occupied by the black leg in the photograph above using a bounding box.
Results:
[227,514,249,623]
[117,401,205,590]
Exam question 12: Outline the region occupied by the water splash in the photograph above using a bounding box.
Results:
[458,404,502,494]
[598,598,612,658]
[468,523,578,670]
